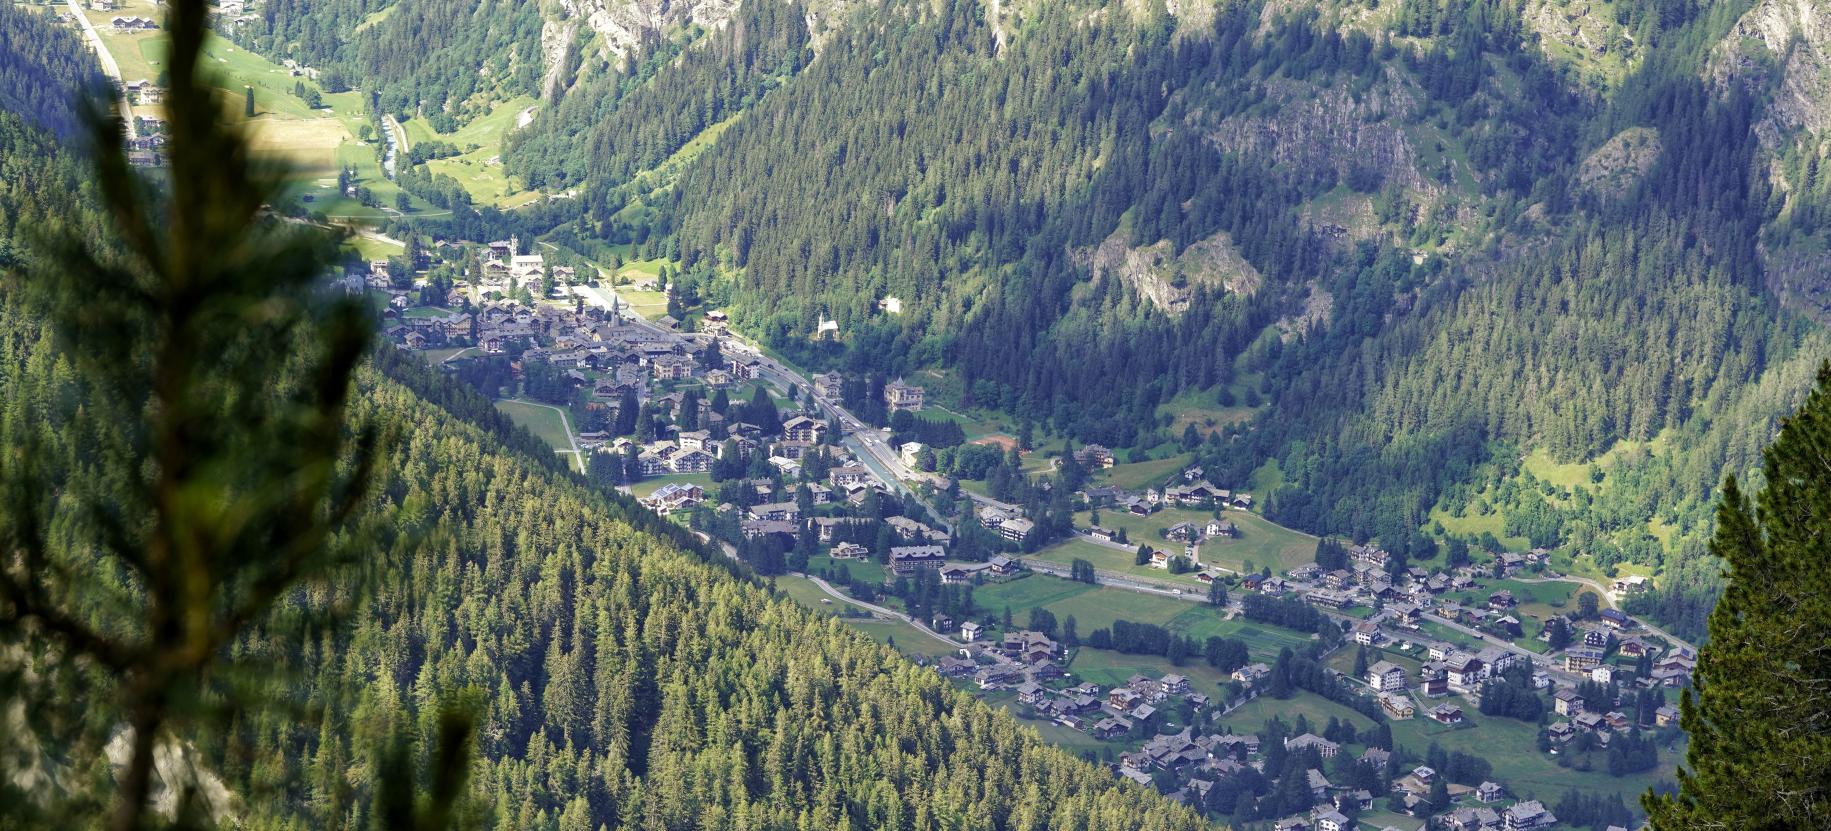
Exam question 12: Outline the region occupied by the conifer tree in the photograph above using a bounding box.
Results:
[0,1,471,825]
[1645,366,1831,830]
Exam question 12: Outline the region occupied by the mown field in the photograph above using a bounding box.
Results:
[493,399,573,451]
[1028,538,1209,586]
[1075,507,1315,574]
[402,95,541,207]
[89,3,425,220]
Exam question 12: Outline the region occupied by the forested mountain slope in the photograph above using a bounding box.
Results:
[0,27,1205,827]
[0,3,102,138]
[239,0,1831,640]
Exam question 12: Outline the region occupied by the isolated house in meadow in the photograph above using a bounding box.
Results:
[1429,703,1465,724]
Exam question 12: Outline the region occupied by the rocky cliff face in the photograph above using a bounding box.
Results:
[1194,70,1439,199]
[549,0,856,64]
[1713,0,1831,146]
[1073,227,1263,316]
[553,0,740,62]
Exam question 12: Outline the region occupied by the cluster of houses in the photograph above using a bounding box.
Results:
[1075,711,1565,831]
[121,78,164,106]
[1542,667,1689,748]
[109,15,157,29]
[1078,472,1255,521]
[1436,798,1564,831]
[626,432,906,529]
[943,654,1222,747]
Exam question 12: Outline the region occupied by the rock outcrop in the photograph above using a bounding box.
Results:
[1073,227,1262,316]
[1712,0,1831,146]
[1578,126,1662,200]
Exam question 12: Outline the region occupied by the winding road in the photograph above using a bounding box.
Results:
[1515,575,1697,653]
[803,575,1005,660]
[67,0,137,140]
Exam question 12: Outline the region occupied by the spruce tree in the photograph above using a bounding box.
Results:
[0,0,470,826]
[1644,366,1831,830]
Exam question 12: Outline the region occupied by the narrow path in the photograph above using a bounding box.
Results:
[804,575,996,660]
[1514,575,1696,653]
[509,398,582,473]
[1016,555,1207,599]
[67,0,136,140]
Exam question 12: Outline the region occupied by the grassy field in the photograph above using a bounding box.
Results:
[1157,389,1260,438]
[1248,458,1286,497]
[773,573,843,612]
[1029,538,1208,586]
[1429,505,1530,552]
[1077,507,1315,574]
[1211,686,1368,735]
[1416,620,1491,652]
[974,575,1187,633]
[417,346,476,364]
[1164,609,1317,662]
[969,573,1315,665]
[808,554,886,586]
[1066,646,1239,698]
[771,576,956,659]
[89,4,419,220]
[1445,578,1579,621]
[1099,453,1192,490]
[494,399,573,452]
[846,619,958,659]
[628,472,715,499]
[404,95,539,206]
[1213,687,1678,804]
[343,233,404,260]
[1386,700,1677,804]
[1202,510,1318,573]
[1357,810,1426,831]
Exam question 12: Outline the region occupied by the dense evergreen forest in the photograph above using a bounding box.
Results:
[1,281,1208,827]
[232,0,544,123]
[0,14,1205,828]
[0,3,101,138]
